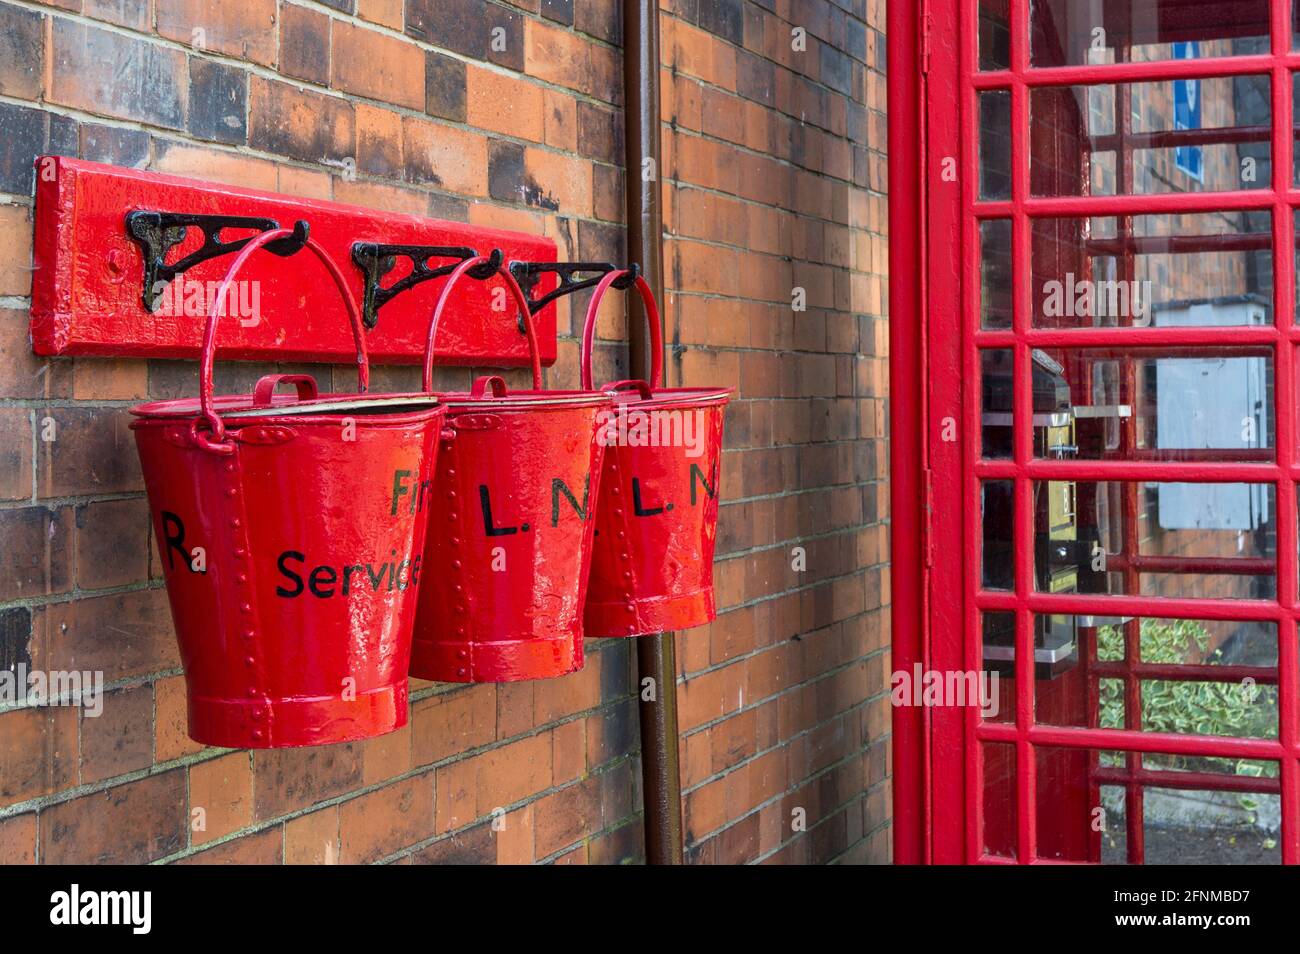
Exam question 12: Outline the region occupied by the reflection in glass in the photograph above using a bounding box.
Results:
[1030,77,1271,196]
[980,349,1014,458]
[983,742,1017,858]
[982,479,1014,590]
[1033,747,1279,863]
[1033,616,1279,741]
[1031,212,1273,330]
[980,90,1012,200]
[1029,348,1274,462]
[979,0,1009,71]
[980,219,1013,329]
[1032,0,1269,68]
[1032,480,1276,599]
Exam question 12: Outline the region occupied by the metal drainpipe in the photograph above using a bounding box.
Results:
[623,0,684,865]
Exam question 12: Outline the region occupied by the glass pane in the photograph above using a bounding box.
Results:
[979,89,1013,200]
[1030,77,1271,196]
[1031,480,1277,598]
[1032,1,1270,68]
[979,0,1010,71]
[980,348,1014,458]
[1029,347,1274,462]
[1031,212,1273,330]
[982,742,1017,858]
[1034,616,1279,740]
[1035,746,1279,863]
[982,479,1015,590]
[980,612,1015,723]
[980,219,1013,329]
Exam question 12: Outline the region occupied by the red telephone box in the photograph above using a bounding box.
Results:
[891,0,1298,863]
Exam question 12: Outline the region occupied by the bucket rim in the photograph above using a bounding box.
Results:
[603,385,733,410]
[130,392,446,423]
[430,388,614,411]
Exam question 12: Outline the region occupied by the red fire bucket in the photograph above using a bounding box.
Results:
[130,228,446,747]
[579,271,732,637]
[408,256,611,682]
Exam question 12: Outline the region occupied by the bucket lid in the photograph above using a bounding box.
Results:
[131,391,444,423]
[436,388,612,411]
[601,382,733,411]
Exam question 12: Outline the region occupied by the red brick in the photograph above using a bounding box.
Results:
[157,0,278,66]
[402,116,488,195]
[411,685,495,767]
[285,805,339,864]
[0,812,36,864]
[339,775,434,863]
[355,103,404,178]
[175,827,281,864]
[0,205,33,297]
[357,0,404,30]
[36,407,143,498]
[332,21,424,110]
[466,66,545,141]
[533,776,598,857]
[40,770,186,863]
[189,752,254,845]
[154,674,205,763]
[151,141,279,191]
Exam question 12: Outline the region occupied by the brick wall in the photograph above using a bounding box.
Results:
[0,0,889,865]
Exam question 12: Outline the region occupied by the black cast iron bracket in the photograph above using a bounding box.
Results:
[351,243,501,330]
[126,211,308,313]
[507,261,640,316]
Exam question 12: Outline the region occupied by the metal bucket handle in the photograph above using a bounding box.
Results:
[422,252,543,394]
[578,269,662,391]
[195,228,370,453]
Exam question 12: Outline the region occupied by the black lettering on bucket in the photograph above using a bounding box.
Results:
[480,485,520,536]
[632,478,666,517]
[690,463,717,505]
[551,475,591,526]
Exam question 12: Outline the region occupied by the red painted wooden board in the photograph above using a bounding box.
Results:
[30,156,558,367]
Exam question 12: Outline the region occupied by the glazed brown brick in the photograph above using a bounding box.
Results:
[48,19,186,129]
[253,742,364,820]
[279,2,330,85]
[79,683,154,784]
[0,812,36,864]
[0,705,77,808]
[338,775,435,863]
[0,505,73,602]
[249,77,355,165]
[0,409,31,501]
[74,497,150,591]
[157,0,278,66]
[36,408,142,498]
[0,3,42,100]
[40,770,186,863]
[411,685,496,766]
[30,588,179,681]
